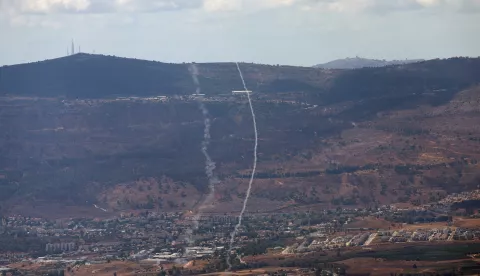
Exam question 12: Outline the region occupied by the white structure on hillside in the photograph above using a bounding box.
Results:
[232,90,252,94]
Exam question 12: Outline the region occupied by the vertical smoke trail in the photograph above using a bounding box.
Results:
[189,64,202,95]
[226,62,259,269]
[186,64,219,246]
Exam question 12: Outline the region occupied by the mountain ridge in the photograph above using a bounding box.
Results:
[314,57,425,69]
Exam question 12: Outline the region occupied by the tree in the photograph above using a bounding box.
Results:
[172,265,181,276]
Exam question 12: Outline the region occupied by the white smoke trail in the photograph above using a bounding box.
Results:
[186,64,219,246]
[93,204,107,212]
[226,62,259,269]
[189,64,201,94]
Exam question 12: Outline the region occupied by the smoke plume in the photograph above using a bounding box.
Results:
[185,64,219,245]
[226,62,259,269]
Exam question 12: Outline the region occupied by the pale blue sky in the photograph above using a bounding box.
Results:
[0,0,479,66]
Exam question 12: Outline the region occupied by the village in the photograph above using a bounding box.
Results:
[1,190,480,272]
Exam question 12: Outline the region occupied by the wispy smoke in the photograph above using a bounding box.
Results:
[189,64,201,94]
[185,64,219,246]
[227,62,259,270]
[93,204,107,212]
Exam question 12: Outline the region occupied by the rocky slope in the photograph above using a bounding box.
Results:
[0,55,479,218]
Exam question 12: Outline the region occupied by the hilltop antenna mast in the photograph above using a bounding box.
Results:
[71,39,75,55]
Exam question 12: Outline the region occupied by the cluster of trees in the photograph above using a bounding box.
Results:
[236,170,322,179]
[383,210,451,224]
[331,196,357,206]
[0,235,46,255]
[239,240,270,256]
[45,270,65,276]
[155,265,181,276]
[375,125,430,136]
[1,270,21,276]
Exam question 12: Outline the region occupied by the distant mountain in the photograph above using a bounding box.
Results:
[314,57,425,69]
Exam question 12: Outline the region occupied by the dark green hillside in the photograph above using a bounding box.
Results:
[323,57,480,119]
[328,58,480,104]
[0,54,332,98]
[0,54,190,98]
[1,54,479,107]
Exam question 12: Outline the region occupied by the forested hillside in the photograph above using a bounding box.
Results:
[314,57,424,69]
[0,55,479,218]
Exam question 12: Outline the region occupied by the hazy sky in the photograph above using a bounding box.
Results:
[1,0,479,66]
